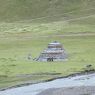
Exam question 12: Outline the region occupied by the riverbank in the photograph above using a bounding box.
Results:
[38,86,95,95]
[1,71,95,95]
[0,32,95,91]
[0,70,95,91]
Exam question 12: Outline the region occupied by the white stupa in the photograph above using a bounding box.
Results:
[36,41,67,61]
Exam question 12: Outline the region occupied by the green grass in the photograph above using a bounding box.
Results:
[0,18,95,35]
[0,0,95,90]
[0,33,95,89]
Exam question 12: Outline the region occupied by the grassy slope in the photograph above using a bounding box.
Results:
[0,0,95,34]
[0,0,95,89]
[0,0,94,21]
[0,34,95,89]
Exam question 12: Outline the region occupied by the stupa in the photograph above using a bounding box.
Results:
[36,41,67,61]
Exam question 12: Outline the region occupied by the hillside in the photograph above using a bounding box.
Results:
[0,0,95,22]
[0,0,95,34]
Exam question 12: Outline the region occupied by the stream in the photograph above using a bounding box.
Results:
[0,73,95,95]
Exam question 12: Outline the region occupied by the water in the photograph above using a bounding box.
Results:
[0,73,95,95]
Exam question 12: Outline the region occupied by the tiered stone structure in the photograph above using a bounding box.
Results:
[36,41,67,61]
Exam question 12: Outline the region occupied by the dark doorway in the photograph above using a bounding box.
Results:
[47,58,53,62]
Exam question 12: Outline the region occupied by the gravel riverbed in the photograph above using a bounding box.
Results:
[38,86,95,95]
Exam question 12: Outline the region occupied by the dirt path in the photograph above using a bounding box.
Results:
[1,32,95,40]
[15,32,95,39]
